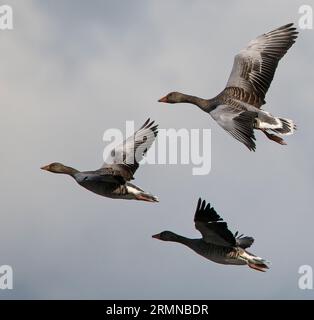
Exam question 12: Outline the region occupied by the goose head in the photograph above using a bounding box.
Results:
[41,162,78,176]
[158,92,186,104]
[158,92,210,112]
[152,231,179,242]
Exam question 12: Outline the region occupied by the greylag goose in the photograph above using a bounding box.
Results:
[153,198,269,271]
[159,23,298,151]
[41,119,159,202]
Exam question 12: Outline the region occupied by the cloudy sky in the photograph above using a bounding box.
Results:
[0,0,313,299]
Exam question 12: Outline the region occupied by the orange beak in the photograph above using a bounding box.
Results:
[158,95,168,103]
[41,165,50,171]
[152,234,160,239]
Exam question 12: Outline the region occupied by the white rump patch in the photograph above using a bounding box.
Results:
[256,117,281,130]
[126,185,142,195]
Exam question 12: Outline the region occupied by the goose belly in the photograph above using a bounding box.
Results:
[78,181,131,199]
[196,244,246,266]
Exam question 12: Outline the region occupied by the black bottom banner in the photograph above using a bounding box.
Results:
[0,300,312,318]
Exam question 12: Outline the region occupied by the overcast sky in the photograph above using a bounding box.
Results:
[0,0,314,299]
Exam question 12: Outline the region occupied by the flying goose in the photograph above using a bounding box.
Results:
[159,23,298,151]
[153,198,269,271]
[41,119,159,202]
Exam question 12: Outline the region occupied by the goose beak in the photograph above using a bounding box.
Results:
[41,165,50,171]
[158,96,168,103]
[152,233,160,239]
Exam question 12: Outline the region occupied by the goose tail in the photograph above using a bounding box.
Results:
[256,114,296,135]
[247,256,270,272]
[272,117,296,135]
[240,251,270,272]
[136,192,159,203]
[126,183,159,203]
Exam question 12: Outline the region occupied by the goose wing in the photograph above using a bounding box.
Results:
[102,119,158,180]
[225,23,298,107]
[194,198,236,247]
[234,231,254,249]
[81,167,128,185]
[210,105,257,151]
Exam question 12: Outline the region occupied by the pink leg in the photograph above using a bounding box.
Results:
[248,263,267,272]
[260,129,287,145]
[135,194,157,202]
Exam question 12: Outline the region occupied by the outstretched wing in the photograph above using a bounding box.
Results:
[83,167,128,185]
[102,119,158,180]
[194,198,236,247]
[225,23,298,107]
[210,105,257,151]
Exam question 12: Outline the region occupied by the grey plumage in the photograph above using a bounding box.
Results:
[41,119,159,202]
[226,23,298,104]
[103,118,158,179]
[159,23,298,150]
[153,198,269,271]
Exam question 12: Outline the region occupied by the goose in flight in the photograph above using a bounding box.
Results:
[41,119,159,202]
[153,198,269,271]
[159,23,298,151]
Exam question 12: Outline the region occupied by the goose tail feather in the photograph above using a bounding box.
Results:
[240,251,270,272]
